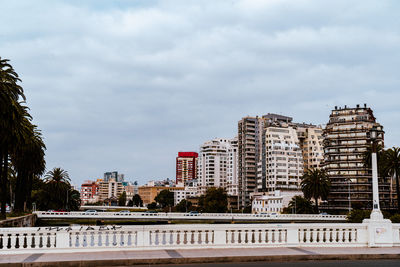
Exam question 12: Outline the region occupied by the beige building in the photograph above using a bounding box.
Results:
[98,178,124,201]
[138,186,184,206]
[297,126,324,171]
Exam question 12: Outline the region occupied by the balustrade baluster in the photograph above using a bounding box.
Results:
[9,234,16,249]
[260,230,266,244]
[299,229,305,243]
[344,229,349,243]
[113,231,120,246]
[172,231,178,245]
[305,229,311,243]
[267,230,273,244]
[225,230,230,244]
[197,231,202,244]
[104,231,110,247]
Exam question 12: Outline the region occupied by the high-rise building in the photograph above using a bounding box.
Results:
[103,171,124,182]
[176,152,198,184]
[238,117,264,208]
[198,138,238,195]
[297,125,324,171]
[323,104,390,211]
[227,137,239,196]
[261,125,304,192]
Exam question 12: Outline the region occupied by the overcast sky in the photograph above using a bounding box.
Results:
[1,0,400,186]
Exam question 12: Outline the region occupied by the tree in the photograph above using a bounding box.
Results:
[199,187,227,213]
[147,202,157,209]
[283,196,314,214]
[0,57,26,218]
[43,168,71,210]
[154,189,174,208]
[118,191,127,206]
[131,194,143,207]
[301,168,330,214]
[176,199,192,212]
[381,147,400,212]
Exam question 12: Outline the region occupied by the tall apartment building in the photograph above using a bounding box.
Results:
[104,171,124,182]
[176,152,198,184]
[227,137,239,196]
[198,138,238,195]
[238,117,264,208]
[323,104,390,210]
[240,114,324,208]
[261,125,304,192]
[297,126,324,170]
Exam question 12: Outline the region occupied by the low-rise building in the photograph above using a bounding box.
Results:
[251,190,302,214]
[80,180,99,204]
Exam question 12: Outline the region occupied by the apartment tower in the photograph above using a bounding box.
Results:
[323,104,390,210]
[176,152,198,184]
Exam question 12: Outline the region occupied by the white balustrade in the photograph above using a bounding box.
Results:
[33,211,347,222]
[2,223,399,254]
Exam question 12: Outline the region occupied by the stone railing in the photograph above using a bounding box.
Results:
[2,222,398,254]
[34,211,347,222]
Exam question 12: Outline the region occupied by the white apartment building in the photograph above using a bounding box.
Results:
[262,126,304,192]
[227,137,239,196]
[98,178,124,201]
[174,180,199,205]
[198,138,238,195]
[252,190,302,214]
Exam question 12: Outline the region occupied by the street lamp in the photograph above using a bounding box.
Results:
[369,125,383,220]
[347,178,351,213]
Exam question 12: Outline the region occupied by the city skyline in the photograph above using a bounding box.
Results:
[1,1,400,185]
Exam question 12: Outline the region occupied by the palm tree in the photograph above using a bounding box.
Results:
[301,168,331,214]
[0,57,26,218]
[44,168,71,209]
[44,167,70,184]
[12,123,46,212]
[381,147,400,212]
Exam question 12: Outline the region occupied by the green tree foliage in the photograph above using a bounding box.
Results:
[176,199,192,212]
[380,147,400,212]
[154,189,174,208]
[131,194,143,207]
[283,196,314,214]
[118,191,127,206]
[390,214,400,223]
[301,168,330,214]
[347,209,371,223]
[198,187,227,213]
[0,57,46,218]
[31,168,80,211]
[147,202,157,209]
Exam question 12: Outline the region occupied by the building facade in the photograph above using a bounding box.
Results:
[297,126,324,171]
[323,104,391,211]
[198,138,238,196]
[176,152,198,184]
[98,178,124,202]
[238,117,264,208]
[80,180,99,204]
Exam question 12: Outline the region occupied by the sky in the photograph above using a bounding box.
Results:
[1,0,400,186]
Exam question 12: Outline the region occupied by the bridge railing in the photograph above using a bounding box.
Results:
[33,211,347,221]
[2,222,396,254]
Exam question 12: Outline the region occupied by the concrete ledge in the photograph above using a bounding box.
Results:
[2,247,400,267]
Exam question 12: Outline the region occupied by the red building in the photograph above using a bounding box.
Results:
[80,180,99,204]
[176,152,198,184]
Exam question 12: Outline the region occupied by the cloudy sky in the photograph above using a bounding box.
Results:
[1,0,400,186]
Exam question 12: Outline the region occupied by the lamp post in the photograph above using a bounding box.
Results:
[369,125,383,220]
[347,178,351,213]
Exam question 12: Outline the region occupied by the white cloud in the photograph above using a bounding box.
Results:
[1,0,400,184]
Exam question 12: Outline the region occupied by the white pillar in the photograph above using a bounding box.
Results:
[370,152,383,220]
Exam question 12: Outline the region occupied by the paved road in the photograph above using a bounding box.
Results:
[133,260,400,267]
